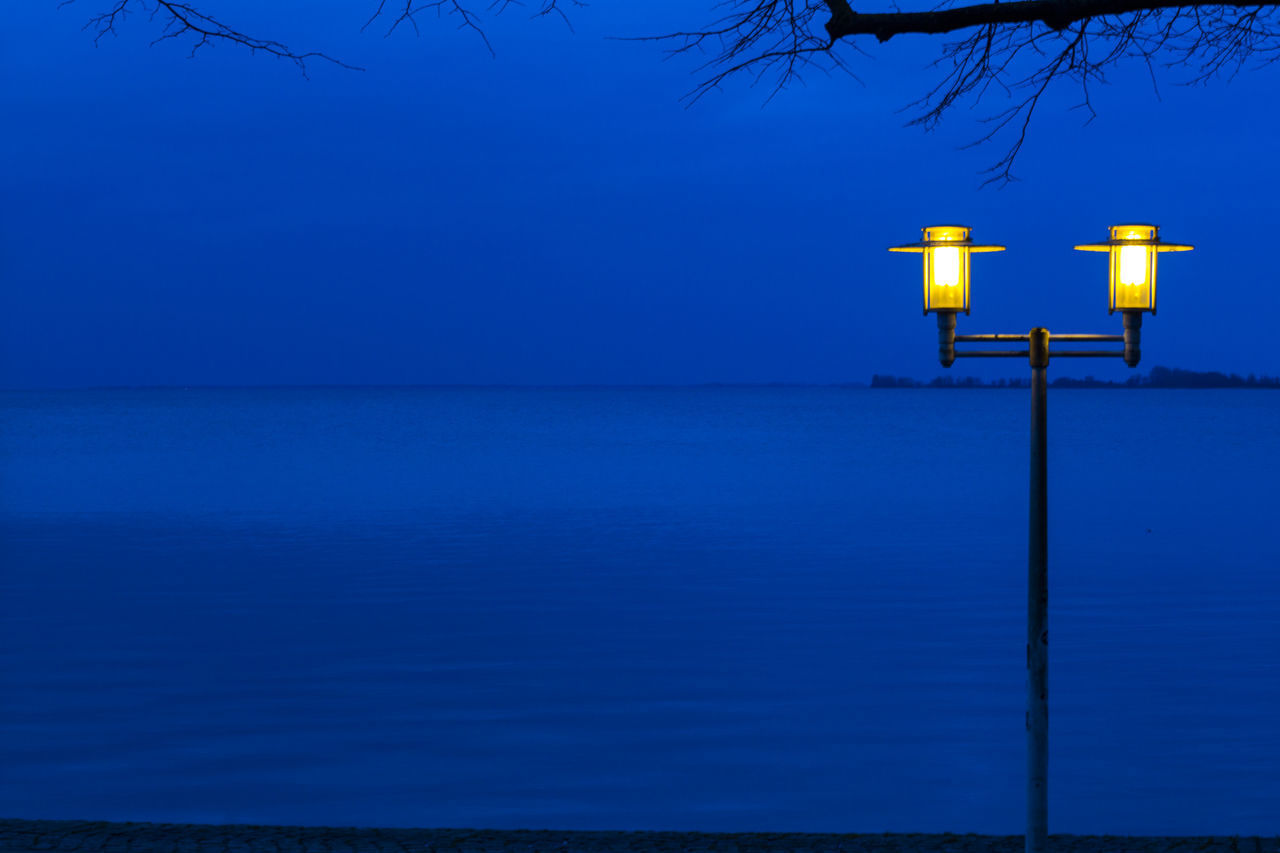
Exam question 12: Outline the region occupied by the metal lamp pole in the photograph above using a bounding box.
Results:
[892,223,1191,853]
[941,317,1130,853]
[1027,326,1050,853]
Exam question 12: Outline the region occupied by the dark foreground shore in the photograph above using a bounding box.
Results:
[0,820,1275,853]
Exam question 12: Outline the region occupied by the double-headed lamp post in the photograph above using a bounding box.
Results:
[890,224,1192,853]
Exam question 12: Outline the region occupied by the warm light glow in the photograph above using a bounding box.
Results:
[1074,223,1192,316]
[933,246,961,287]
[890,224,1003,316]
[1118,245,1148,287]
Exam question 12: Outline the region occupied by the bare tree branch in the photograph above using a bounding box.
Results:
[67,0,1280,181]
[360,0,584,53]
[622,2,863,104]
[826,0,1278,41]
[642,0,1280,181]
[64,0,363,74]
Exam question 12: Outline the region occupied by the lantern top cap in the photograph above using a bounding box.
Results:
[1074,223,1194,252]
[888,224,1006,254]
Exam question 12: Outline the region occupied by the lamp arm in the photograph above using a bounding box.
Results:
[955,333,1032,342]
[954,350,1032,358]
[944,328,1138,366]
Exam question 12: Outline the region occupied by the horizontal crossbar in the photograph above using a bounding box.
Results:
[954,333,1123,343]
[955,334,1030,342]
[1050,334,1124,342]
[954,350,1030,358]
[955,349,1124,359]
[1050,350,1126,358]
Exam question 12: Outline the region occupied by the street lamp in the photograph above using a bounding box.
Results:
[890,223,1191,853]
[889,224,1008,315]
[889,226,1006,367]
[1075,224,1194,365]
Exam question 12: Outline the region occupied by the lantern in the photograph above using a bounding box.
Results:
[1073,224,1193,315]
[889,225,1005,315]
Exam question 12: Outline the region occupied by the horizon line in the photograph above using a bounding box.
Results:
[0,382,874,392]
[2,366,1275,393]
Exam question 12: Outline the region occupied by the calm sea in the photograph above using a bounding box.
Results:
[1,387,1276,835]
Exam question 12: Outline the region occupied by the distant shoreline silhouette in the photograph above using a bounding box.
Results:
[870,366,1280,389]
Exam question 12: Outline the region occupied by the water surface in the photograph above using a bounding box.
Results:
[2,388,1276,834]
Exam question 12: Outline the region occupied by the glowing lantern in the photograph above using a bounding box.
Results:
[889,225,1005,315]
[1074,224,1193,315]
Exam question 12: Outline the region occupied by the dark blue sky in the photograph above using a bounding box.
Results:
[2,1,1274,387]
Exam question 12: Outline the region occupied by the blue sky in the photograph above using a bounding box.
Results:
[2,1,1275,387]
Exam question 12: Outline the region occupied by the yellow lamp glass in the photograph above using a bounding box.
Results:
[1110,224,1157,312]
[1117,245,1148,287]
[889,225,1005,315]
[1074,224,1193,315]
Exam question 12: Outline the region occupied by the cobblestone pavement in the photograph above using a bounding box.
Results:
[0,821,1275,853]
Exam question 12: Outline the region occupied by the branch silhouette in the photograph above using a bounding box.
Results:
[646,0,1280,182]
[69,0,1280,181]
[66,0,363,73]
